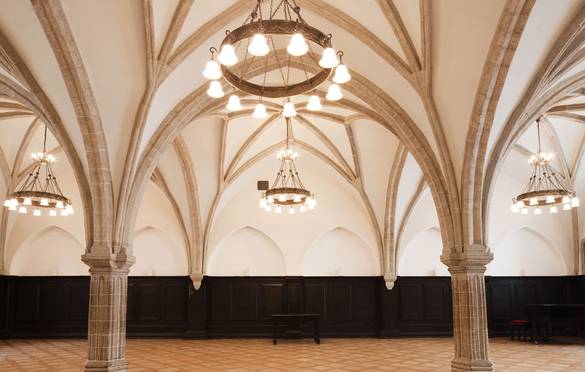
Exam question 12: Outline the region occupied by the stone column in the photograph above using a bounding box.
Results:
[82,254,134,372]
[441,244,493,372]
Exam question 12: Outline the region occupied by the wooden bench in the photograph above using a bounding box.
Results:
[272,313,320,345]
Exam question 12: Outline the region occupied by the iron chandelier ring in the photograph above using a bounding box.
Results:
[220,20,333,98]
[513,189,574,206]
[12,191,71,208]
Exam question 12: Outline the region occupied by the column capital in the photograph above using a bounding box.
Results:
[441,244,493,273]
[82,253,135,273]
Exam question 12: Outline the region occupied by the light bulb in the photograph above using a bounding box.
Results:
[571,197,580,207]
[248,34,269,56]
[333,63,351,84]
[2,200,10,207]
[203,59,222,80]
[259,198,267,209]
[326,84,343,101]
[529,197,538,206]
[308,203,315,210]
[563,203,572,210]
[549,206,558,214]
[40,198,49,207]
[56,200,64,209]
[207,80,224,98]
[8,203,17,211]
[287,33,308,56]
[293,195,302,203]
[264,205,272,212]
[49,209,57,217]
[516,200,525,208]
[267,196,274,204]
[275,206,282,214]
[226,94,242,111]
[23,198,32,206]
[300,205,307,212]
[306,95,322,111]
[253,103,268,119]
[218,44,238,66]
[33,209,41,217]
[545,195,555,204]
[18,206,27,214]
[283,101,297,117]
[510,204,519,213]
[319,47,339,68]
[65,205,74,215]
[534,207,542,215]
[60,209,68,216]
[562,195,571,204]
[289,207,296,215]
[278,194,287,202]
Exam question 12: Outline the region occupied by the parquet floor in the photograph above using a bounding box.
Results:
[1,337,584,371]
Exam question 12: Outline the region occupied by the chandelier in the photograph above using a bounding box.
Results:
[202,0,351,116]
[259,117,316,214]
[511,118,579,215]
[3,126,73,217]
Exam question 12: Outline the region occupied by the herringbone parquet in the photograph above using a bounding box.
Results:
[1,337,584,371]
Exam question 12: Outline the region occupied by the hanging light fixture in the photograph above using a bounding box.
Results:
[511,117,579,215]
[3,126,73,217]
[259,117,316,214]
[202,0,350,110]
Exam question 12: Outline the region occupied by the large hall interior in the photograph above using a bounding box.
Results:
[0,0,584,371]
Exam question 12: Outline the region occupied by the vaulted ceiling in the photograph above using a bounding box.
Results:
[0,0,585,278]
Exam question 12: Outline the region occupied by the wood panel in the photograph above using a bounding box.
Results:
[0,275,582,339]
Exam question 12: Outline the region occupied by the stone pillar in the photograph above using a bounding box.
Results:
[82,254,134,372]
[441,244,493,372]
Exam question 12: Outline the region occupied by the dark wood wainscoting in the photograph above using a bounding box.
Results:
[0,275,583,339]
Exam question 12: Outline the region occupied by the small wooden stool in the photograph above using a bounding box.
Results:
[509,319,529,341]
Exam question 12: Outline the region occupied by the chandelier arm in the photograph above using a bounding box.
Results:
[46,162,65,197]
[270,0,285,20]
[269,36,287,86]
[43,126,48,153]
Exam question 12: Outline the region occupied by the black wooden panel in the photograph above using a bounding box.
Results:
[422,284,445,320]
[1,275,583,339]
[261,283,284,320]
[304,284,325,318]
[138,285,163,321]
[40,285,67,321]
[165,285,187,321]
[69,284,89,321]
[326,285,351,321]
[399,284,420,321]
[514,283,538,318]
[489,285,512,320]
[353,284,376,321]
[232,284,258,321]
[13,284,39,323]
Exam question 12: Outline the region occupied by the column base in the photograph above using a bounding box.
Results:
[451,357,493,372]
[85,359,128,372]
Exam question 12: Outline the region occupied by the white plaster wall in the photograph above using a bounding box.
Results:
[303,227,380,276]
[490,228,567,276]
[132,181,189,276]
[131,226,188,276]
[207,226,286,276]
[10,226,87,276]
[398,228,448,276]
[207,154,381,276]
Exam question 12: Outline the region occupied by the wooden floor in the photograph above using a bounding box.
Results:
[1,337,584,371]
